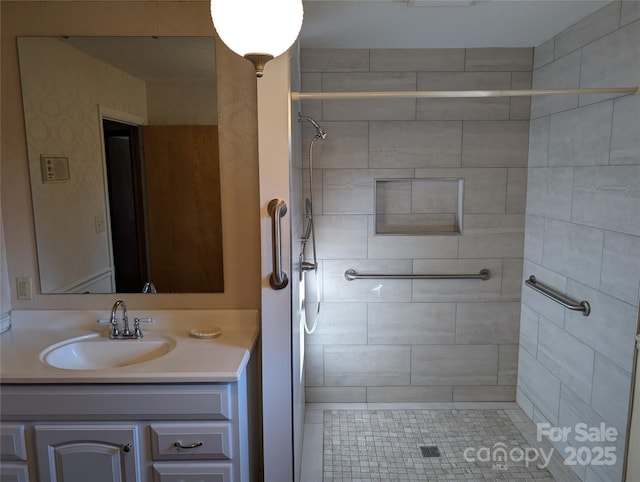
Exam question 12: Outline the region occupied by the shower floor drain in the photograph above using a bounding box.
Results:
[419,446,441,458]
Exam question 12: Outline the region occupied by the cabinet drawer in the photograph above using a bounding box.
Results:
[150,423,232,460]
[152,462,232,482]
[1,384,232,420]
[0,425,27,461]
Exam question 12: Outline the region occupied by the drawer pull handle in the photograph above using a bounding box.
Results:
[174,441,204,449]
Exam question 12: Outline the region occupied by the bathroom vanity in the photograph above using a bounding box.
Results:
[0,310,260,482]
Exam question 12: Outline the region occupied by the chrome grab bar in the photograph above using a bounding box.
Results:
[525,275,590,316]
[344,269,490,281]
[268,198,289,290]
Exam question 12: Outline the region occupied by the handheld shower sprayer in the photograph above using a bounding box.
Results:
[298,114,327,140]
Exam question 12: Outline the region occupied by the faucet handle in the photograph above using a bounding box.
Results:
[97,318,119,337]
[133,317,154,338]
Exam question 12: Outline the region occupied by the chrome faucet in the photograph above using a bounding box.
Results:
[110,300,130,338]
[142,281,157,294]
[100,300,153,339]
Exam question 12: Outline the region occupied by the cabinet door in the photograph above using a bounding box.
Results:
[152,463,232,482]
[34,424,139,482]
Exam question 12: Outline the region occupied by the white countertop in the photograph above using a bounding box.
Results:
[0,309,259,384]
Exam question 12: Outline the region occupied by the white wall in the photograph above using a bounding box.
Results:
[517,3,640,481]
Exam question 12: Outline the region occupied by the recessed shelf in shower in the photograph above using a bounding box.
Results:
[374,178,464,235]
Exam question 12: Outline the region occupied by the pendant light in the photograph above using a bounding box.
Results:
[210,0,304,77]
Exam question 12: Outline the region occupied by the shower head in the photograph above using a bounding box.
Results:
[298,114,327,140]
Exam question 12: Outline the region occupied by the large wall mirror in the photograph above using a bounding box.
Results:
[18,36,223,294]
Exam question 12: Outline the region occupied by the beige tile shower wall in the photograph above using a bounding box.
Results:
[517,3,640,481]
[300,47,532,404]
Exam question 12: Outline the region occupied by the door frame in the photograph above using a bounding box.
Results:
[97,106,146,292]
[257,55,298,482]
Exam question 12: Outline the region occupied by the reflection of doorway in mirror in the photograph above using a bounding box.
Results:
[102,119,149,293]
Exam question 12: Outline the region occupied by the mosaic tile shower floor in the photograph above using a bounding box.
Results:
[323,409,556,481]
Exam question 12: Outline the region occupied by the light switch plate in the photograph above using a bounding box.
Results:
[40,155,70,183]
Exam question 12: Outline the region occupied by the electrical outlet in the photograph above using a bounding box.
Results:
[95,213,106,233]
[17,277,33,300]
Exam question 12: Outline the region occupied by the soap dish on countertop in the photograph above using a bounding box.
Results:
[189,326,222,339]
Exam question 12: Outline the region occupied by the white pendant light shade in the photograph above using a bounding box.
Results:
[210,0,303,77]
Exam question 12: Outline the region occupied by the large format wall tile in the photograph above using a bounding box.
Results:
[498,345,519,385]
[369,121,462,168]
[541,219,604,289]
[610,95,640,165]
[530,51,581,118]
[517,348,561,424]
[412,259,503,302]
[453,385,516,402]
[322,72,417,121]
[600,230,640,305]
[315,215,368,259]
[521,260,568,327]
[416,72,511,121]
[536,317,595,403]
[306,121,369,169]
[572,165,640,236]
[370,48,465,72]
[367,231,458,259]
[519,304,539,356]
[553,1,620,58]
[527,116,550,167]
[323,259,413,302]
[462,121,529,167]
[367,386,453,403]
[455,301,520,344]
[526,167,573,221]
[558,385,626,482]
[564,280,638,370]
[368,302,456,344]
[621,0,640,25]
[300,48,369,72]
[590,353,633,437]
[304,302,368,345]
[324,345,411,386]
[464,48,533,72]
[412,345,499,385]
[579,20,640,105]
[548,101,613,166]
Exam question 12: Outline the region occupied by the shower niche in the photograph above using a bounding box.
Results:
[375,178,464,235]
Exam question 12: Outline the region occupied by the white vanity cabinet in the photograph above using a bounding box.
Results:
[0,369,257,482]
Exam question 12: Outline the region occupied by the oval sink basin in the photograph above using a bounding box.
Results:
[40,334,176,370]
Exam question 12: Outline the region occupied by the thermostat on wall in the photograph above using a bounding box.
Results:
[40,155,70,183]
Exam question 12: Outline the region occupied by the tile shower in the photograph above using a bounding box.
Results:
[300,46,532,404]
[298,2,640,481]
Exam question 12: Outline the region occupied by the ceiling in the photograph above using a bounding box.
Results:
[61,37,216,82]
[57,0,612,81]
[300,0,612,48]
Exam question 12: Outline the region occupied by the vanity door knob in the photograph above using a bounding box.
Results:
[174,441,204,449]
[122,443,132,453]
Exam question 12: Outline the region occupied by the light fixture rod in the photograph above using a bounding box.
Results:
[291,86,640,100]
